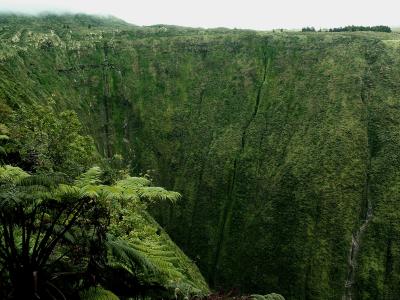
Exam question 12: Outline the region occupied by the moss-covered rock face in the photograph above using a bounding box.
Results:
[2,14,400,299]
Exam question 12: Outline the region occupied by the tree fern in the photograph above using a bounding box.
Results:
[0,166,209,299]
[0,165,107,299]
[72,167,208,297]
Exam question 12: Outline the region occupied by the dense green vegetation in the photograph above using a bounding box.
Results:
[328,25,392,33]
[0,100,209,299]
[1,13,400,299]
[302,26,392,33]
[301,27,316,32]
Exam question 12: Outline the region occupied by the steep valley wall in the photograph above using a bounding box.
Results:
[2,16,400,299]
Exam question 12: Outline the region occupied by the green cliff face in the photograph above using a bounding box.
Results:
[2,14,400,299]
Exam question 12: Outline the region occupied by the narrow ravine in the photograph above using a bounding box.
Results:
[101,42,113,158]
[211,51,271,284]
[342,81,372,300]
[343,201,373,300]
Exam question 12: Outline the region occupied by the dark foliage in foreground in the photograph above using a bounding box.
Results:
[0,102,209,299]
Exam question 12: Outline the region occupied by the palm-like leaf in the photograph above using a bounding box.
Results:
[80,286,120,300]
[138,187,181,203]
[106,235,157,275]
[0,165,29,183]
[75,166,102,187]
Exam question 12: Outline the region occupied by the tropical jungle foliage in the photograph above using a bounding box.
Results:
[0,99,209,299]
[0,164,208,299]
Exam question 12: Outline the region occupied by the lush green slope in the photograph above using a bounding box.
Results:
[2,14,400,299]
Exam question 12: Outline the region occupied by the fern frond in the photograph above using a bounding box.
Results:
[18,173,65,188]
[0,165,29,183]
[106,236,157,274]
[107,235,190,285]
[75,167,102,187]
[138,187,181,203]
[80,187,100,199]
[106,261,135,276]
[0,123,9,135]
[116,176,151,188]
[79,286,119,300]
[56,184,83,199]
[102,185,142,204]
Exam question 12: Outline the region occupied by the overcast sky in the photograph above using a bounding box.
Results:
[0,0,399,30]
